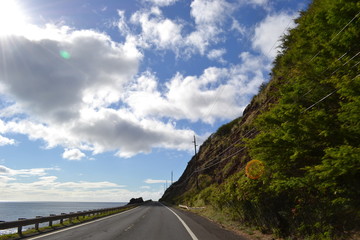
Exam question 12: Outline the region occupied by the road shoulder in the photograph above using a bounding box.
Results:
[166,204,250,240]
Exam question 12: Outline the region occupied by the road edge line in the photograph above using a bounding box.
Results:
[160,203,199,240]
[27,206,140,240]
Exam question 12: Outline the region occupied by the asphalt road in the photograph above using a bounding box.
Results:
[26,201,248,240]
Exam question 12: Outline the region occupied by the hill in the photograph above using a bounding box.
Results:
[161,0,360,239]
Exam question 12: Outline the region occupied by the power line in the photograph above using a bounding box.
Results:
[309,10,360,62]
[199,12,299,124]
[304,74,360,112]
[171,9,360,190]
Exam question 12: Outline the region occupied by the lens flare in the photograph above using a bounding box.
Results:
[245,160,265,179]
[60,50,71,59]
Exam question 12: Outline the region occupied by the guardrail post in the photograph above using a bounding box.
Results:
[60,213,66,224]
[0,203,135,235]
[35,216,42,230]
[69,212,74,222]
[49,214,56,227]
[17,218,26,236]
[77,211,82,220]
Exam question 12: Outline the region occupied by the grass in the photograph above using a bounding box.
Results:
[181,204,279,240]
[0,206,135,240]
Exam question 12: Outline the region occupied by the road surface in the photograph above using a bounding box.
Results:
[26,201,248,240]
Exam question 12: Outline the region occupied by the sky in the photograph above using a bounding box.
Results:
[0,0,311,202]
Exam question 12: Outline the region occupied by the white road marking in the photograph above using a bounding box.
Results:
[160,203,199,240]
[28,206,140,240]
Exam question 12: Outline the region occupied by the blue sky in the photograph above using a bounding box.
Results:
[0,0,311,202]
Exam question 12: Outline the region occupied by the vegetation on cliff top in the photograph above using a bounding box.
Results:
[161,0,360,239]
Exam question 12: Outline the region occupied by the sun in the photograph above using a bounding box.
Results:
[0,0,28,36]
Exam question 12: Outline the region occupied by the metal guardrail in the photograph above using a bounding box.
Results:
[178,204,205,210]
[0,201,150,236]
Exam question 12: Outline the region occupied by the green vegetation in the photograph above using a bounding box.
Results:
[162,0,360,239]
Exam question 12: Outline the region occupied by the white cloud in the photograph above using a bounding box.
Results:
[62,148,86,160]
[126,0,233,56]
[140,185,151,189]
[238,0,269,9]
[130,8,183,52]
[144,178,168,184]
[125,59,266,124]
[207,48,226,63]
[117,10,130,36]
[231,18,246,36]
[1,109,196,158]
[0,184,162,202]
[0,4,275,159]
[248,0,268,6]
[0,23,200,157]
[252,12,298,59]
[0,135,15,146]
[0,24,141,123]
[144,0,178,6]
[0,165,162,201]
[186,0,232,55]
[0,165,59,177]
[190,0,230,25]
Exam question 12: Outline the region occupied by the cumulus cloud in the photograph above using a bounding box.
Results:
[1,109,196,158]
[129,7,183,52]
[0,2,274,159]
[190,0,231,25]
[252,12,298,59]
[125,56,266,124]
[186,0,232,54]
[0,26,141,123]
[0,23,200,157]
[62,148,86,160]
[73,108,196,157]
[125,0,233,56]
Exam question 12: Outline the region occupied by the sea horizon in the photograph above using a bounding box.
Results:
[0,201,127,235]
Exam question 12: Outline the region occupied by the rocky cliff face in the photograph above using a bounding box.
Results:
[160,79,279,203]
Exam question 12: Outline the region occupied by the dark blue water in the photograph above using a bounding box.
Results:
[0,201,126,235]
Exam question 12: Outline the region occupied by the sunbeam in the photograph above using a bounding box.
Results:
[0,0,28,36]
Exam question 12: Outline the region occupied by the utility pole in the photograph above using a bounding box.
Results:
[193,135,198,155]
[193,135,199,189]
[171,171,173,185]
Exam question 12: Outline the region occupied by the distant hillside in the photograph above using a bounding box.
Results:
[161,0,360,239]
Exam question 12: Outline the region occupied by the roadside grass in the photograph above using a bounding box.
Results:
[0,206,135,240]
[182,204,277,240]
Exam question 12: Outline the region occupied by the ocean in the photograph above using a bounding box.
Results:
[0,201,126,235]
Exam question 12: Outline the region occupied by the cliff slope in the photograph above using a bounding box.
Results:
[161,0,360,239]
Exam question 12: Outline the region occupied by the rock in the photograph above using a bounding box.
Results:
[128,197,144,205]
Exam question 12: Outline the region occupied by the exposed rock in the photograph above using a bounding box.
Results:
[128,197,144,205]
